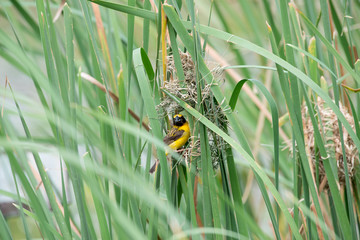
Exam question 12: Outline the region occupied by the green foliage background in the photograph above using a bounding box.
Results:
[1,0,360,239]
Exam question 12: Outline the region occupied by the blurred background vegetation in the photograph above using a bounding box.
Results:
[1,0,360,239]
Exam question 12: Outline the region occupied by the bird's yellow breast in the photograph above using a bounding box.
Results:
[168,122,190,150]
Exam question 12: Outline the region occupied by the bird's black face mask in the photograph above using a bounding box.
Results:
[173,115,186,126]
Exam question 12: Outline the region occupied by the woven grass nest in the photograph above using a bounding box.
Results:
[157,51,224,114]
[302,97,358,191]
[157,51,226,169]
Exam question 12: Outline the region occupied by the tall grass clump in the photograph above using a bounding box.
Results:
[0,0,360,239]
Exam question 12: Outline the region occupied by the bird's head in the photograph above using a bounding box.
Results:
[173,114,187,126]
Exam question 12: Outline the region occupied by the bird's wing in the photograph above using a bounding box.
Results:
[163,128,185,145]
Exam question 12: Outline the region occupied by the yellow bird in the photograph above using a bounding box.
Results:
[149,114,191,173]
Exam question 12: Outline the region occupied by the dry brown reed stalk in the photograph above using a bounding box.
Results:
[29,162,81,237]
[80,72,150,131]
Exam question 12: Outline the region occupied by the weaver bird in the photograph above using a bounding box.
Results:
[149,114,191,173]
